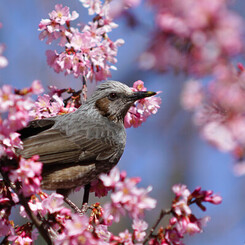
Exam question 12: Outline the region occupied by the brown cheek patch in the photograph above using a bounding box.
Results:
[95,97,110,117]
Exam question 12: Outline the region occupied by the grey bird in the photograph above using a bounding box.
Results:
[17,81,156,200]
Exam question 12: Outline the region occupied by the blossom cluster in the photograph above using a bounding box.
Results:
[99,168,157,221]
[140,0,244,76]
[0,155,42,241]
[30,92,77,119]
[0,1,224,243]
[9,155,42,197]
[0,81,43,157]
[181,64,245,176]
[0,163,222,245]
[80,0,141,18]
[0,180,18,239]
[39,4,124,82]
[0,168,155,244]
[149,184,222,245]
[124,80,161,128]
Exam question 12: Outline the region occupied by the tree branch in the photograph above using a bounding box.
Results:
[0,168,53,245]
[143,208,172,244]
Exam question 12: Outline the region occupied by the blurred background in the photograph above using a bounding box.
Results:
[0,0,245,244]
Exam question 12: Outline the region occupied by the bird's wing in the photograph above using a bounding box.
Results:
[18,118,57,140]
[19,125,119,166]
[20,129,82,164]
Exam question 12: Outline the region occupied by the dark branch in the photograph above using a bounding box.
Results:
[143,208,172,244]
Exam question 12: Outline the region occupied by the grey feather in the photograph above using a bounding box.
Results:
[15,80,155,192]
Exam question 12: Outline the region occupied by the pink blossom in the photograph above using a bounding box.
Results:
[133,80,147,92]
[233,162,245,176]
[90,179,112,197]
[2,132,22,150]
[20,199,44,218]
[108,0,141,19]
[124,106,142,128]
[39,4,124,82]
[143,0,244,75]
[65,213,89,236]
[8,110,30,131]
[118,229,133,245]
[164,228,183,244]
[49,4,79,25]
[0,44,8,69]
[9,236,33,245]
[103,202,126,223]
[101,168,156,220]
[181,64,245,173]
[94,224,111,242]
[190,187,222,207]
[151,184,221,244]
[175,215,210,236]
[172,200,192,216]
[0,217,12,237]
[39,4,78,45]
[55,213,99,245]
[39,19,65,45]
[101,203,114,226]
[125,80,161,128]
[172,184,191,199]
[42,193,64,214]
[0,85,15,112]
[132,219,148,242]
[31,93,76,119]
[9,156,42,197]
[31,80,44,95]
[100,167,120,187]
[80,0,103,16]
[111,178,139,204]
[180,80,204,110]
[0,82,42,157]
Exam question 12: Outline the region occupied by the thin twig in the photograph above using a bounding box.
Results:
[143,208,171,244]
[0,169,53,245]
[64,197,82,214]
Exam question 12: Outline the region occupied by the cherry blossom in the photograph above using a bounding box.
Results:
[0,214,13,237]
[0,2,225,244]
[30,93,77,119]
[132,219,148,242]
[181,64,245,175]
[125,80,161,128]
[9,156,42,197]
[147,184,222,244]
[0,82,43,157]
[0,44,8,69]
[100,168,156,221]
[0,23,8,69]
[54,213,100,245]
[39,4,124,82]
[80,0,104,16]
[41,193,64,214]
[140,0,244,76]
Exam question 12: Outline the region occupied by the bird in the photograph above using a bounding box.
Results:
[16,81,156,202]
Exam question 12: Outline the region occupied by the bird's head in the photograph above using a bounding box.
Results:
[88,81,156,123]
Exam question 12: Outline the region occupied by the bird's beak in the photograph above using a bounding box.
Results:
[129,91,156,101]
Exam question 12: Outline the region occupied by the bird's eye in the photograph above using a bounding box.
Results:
[108,92,118,101]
